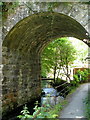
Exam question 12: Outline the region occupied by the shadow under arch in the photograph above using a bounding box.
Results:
[2,12,90,115]
[3,12,90,54]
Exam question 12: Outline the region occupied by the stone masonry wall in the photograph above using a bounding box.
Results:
[2,46,41,115]
[2,2,89,115]
[3,2,89,40]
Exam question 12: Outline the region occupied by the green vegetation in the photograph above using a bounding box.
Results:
[83,97,90,120]
[71,69,89,87]
[77,69,89,83]
[2,2,19,21]
[18,75,89,119]
[18,101,57,119]
[18,100,67,119]
[18,83,81,119]
[41,37,77,83]
[48,100,67,117]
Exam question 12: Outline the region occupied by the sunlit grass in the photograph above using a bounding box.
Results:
[48,100,67,117]
[83,96,90,120]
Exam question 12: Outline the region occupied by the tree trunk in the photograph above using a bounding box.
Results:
[63,67,71,82]
[54,65,57,83]
[56,66,61,81]
[66,64,68,81]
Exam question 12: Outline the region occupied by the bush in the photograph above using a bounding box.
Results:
[17,101,58,119]
[76,69,89,83]
[71,74,79,87]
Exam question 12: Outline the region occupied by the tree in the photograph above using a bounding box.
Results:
[41,37,77,83]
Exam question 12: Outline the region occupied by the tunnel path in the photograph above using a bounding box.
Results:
[60,83,90,118]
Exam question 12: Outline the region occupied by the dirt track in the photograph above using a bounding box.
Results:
[60,83,90,118]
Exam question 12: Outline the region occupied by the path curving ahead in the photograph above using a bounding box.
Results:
[60,83,90,118]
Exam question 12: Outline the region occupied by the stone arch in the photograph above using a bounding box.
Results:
[3,12,90,52]
[2,12,90,114]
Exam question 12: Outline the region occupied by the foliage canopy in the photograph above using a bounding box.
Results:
[41,37,77,81]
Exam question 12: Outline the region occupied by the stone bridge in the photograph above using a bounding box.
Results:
[2,2,90,116]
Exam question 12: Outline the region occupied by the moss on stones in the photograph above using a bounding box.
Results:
[3,12,89,55]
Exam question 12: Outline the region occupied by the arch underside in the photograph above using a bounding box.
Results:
[3,12,90,56]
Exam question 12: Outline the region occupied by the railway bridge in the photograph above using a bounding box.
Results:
[2,2,90,116]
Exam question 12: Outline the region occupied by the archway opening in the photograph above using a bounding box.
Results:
[41,37,89,91]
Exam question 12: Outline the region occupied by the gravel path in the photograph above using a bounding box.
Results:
[60,83,90,118]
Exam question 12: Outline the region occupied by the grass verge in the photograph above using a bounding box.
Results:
[84,96,90,120]
[48,100,67,117]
